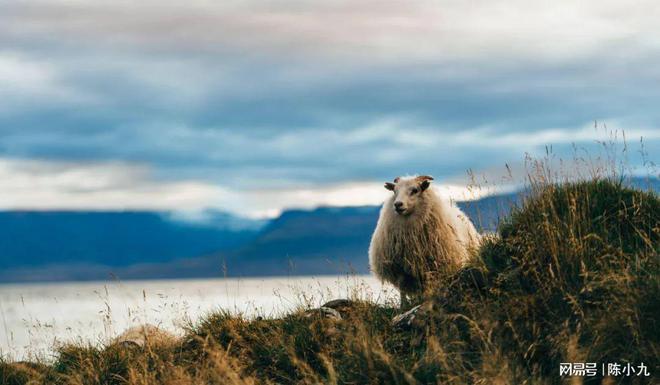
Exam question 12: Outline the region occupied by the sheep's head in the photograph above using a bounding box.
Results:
[384,175,433,216]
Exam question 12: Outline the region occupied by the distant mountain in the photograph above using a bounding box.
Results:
[0,211,263,282]
[221,176,658,277]
[629,175,660,192]
[224,206,382,276]
[0,177,655,282]
[220,194,521,276]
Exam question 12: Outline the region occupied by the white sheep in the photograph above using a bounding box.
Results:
[369,175,481,304]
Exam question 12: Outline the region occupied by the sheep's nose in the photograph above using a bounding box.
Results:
[394,202,404,209]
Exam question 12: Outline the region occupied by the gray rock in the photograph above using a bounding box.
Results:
[304,306,342,320]
[321,299,354,310]
[391,304,425,330]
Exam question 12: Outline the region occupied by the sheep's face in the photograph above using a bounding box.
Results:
[384,176,433,216]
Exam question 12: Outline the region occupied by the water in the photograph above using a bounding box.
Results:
[0,275,395,361]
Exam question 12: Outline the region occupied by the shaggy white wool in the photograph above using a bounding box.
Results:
[369,176,481,296]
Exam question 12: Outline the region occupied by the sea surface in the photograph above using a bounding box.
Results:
[0,275,395,361]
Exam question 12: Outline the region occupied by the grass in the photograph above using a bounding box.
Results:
[1,173,658,384]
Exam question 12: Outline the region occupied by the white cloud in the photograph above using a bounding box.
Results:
[0,158,510,218]
[0,158,228,211]
[4,0,658,64]
[0,52,99,114]
[346,119,660,150]
[0,54,52,92]
[451,123,660,148]
[0,1,657,208]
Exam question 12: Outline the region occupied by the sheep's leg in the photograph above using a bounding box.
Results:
[400,292,425,310]
[400,292,411,309]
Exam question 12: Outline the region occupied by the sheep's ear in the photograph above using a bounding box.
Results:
[384,182,396,191]
[417,176,433,191]
[416,175,434,182]
[415,175,433,191]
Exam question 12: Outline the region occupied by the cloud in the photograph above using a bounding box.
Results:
[0,157,517,218]
[0,158,228,211]
[0,53,96,114]
[0,0,658,211]
[3,1,658,63]
[447,123,660,148]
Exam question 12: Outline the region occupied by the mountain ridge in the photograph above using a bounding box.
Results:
[0,177,656,282]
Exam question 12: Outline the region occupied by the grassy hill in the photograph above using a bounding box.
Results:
[2,177,657,384]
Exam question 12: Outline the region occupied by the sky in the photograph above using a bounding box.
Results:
[1,0,658,218]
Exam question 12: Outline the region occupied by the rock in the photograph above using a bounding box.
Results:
[304,306,342,320]
[391,304,423,329]
[321,299,357,316]
[112,324,177,348]
[392,300,436,330]
[321,299,354,310]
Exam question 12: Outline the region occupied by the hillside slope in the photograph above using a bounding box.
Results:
[3,178,657,384]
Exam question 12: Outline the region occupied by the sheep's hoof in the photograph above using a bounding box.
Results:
[304,306,342,320]
[391,304,423,329]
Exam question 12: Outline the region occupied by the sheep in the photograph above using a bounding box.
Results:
[368,175,481,305]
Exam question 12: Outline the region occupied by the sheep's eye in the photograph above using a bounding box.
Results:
[410,188,419,195]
